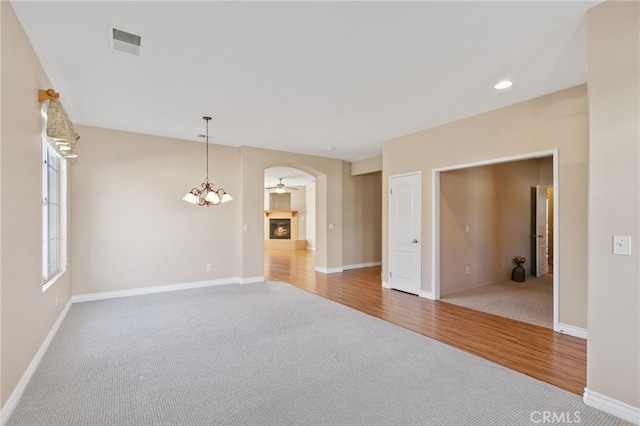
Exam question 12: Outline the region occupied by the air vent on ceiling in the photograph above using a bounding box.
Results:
[108,25,142,56]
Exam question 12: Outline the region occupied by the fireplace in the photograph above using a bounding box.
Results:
[264,210,306,250]
[270,218,291,239]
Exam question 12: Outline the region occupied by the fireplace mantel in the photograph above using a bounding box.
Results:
[265,210,297,217]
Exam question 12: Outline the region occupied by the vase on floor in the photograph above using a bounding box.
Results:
[512,264,525,282]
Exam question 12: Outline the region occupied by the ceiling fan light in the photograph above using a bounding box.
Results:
[275,187,286,194]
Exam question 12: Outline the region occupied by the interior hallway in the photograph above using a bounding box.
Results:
[264,249,586,395]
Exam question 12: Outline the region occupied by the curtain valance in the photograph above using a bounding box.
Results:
[39,89,80,158]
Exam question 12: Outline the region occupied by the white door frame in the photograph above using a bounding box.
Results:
[535,185,553,278]
[387,171,422,296]
[432,149,559,332]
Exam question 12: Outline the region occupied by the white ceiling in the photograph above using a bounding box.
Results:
[13,0,598,174]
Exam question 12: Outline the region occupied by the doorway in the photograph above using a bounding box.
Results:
[263,166,316,250]
[433,150,559,331]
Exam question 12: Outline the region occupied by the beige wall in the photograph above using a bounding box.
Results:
[440,158,552,296]
[351,155,382,175]
[306,184,316,250]
[268,192,291,210]
[0,2,72,407]
[290,186,307,240]
[586,0,639,410]
[342,166,382,267]
[383,85,588,328]
[71,125,241,295]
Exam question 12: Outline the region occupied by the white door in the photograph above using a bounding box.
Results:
[389,173,421,295]
[535,185,550,277]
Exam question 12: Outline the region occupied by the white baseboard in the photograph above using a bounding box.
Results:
[317,262,382,273]
[419,290,436,300]
[381,281,431,298]
[315,266,343,274]
[343,261,381,270]
[240,276,264,284]
[0,299,72,425]
[584,388,640,424]
[71,278,239,303]
[557,323,587,340]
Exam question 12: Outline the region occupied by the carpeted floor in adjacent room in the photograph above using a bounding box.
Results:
[441,274,553,328]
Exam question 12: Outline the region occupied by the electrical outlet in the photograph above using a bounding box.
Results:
[465,266,470,274]
[206,263,212,271]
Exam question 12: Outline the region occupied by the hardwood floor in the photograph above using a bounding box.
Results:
[264,249,587,396]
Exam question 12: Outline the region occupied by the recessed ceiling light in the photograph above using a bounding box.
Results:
[494,80,513,90]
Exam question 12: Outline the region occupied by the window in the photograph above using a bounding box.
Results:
[42,141,60,282]
[41,105,67,288]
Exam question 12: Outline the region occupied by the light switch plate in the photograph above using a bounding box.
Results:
[613,235,632,256]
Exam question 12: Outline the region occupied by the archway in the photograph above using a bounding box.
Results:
[263,166,316,250]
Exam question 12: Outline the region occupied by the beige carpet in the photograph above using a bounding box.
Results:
[441,274,553,328]
[8,281,624,426]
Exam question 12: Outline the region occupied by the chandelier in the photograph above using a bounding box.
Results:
[183,116,232,207]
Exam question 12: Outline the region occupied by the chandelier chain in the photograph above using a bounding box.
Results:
[204,116,211,183]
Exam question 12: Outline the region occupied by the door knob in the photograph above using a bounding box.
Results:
[412,239,419,243]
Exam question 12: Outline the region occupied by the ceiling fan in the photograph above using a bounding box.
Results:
[266,178,299,194]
